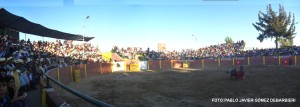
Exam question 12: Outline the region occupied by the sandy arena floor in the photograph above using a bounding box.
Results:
[59,65,300,107]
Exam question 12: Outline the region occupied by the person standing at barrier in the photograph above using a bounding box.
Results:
[0,76,11,107]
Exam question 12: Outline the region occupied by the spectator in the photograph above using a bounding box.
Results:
[0,76,11,107]
[6,76,25,107]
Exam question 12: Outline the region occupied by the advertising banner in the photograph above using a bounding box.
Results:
[130,64,140,71]
[172,60,182,68]
[139,61,148,70]
[112,62,125,72]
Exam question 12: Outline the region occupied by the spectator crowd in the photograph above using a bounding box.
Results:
[0,34,105,107]
[112,40,300,60]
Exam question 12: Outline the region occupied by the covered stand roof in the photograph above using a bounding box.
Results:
[0,8,94,41]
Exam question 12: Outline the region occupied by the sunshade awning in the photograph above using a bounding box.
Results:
[0,8,94,41]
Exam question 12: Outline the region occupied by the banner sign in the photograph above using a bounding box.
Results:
[112,62,125,72]
[139,61,148,70]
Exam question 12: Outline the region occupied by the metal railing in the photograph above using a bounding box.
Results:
[43,70,114,107]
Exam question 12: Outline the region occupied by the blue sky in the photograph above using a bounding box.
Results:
[1,0,300,51]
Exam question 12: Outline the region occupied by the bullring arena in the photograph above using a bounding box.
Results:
[46,57,300,107]
[1,4,300,107]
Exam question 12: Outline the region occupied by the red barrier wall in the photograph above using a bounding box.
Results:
[189,60,202,69]
[79,64,86,79]
[297,56,300,66]
[148,60,160,70]
[280,56,290,65]
[266,56,278,65]
[86,63,101,77]
[102,63,112,74]
[235,57,247,66]
[45,56,300,93]
[58,67,72,85]
[220,58,232,67]
[47,62,113,91]
[161,60,171,70]
[249,57,263,65]
[289,56,297,66]
[204,58,218,67]
[47,56,300,86]
[47,68,59,91]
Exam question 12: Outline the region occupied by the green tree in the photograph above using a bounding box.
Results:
[224,36,233,44]
[252,4,297,49]
[278,37,293,47]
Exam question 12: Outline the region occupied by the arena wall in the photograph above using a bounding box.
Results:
[249,56,263,66]
[297,56,300,65]
[220,58,233,67]
[266,56,278,65]
[47,56,300,89]
[148,60,160,70]
[235,57,247,66]
[204,58,218,68]
[44,55,300,106]
[161,60,172,70]
[189,60,202,69]
[172,60,182,68]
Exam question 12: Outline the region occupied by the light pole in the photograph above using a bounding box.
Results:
[83,16,89,57]
[192,35,198,49]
